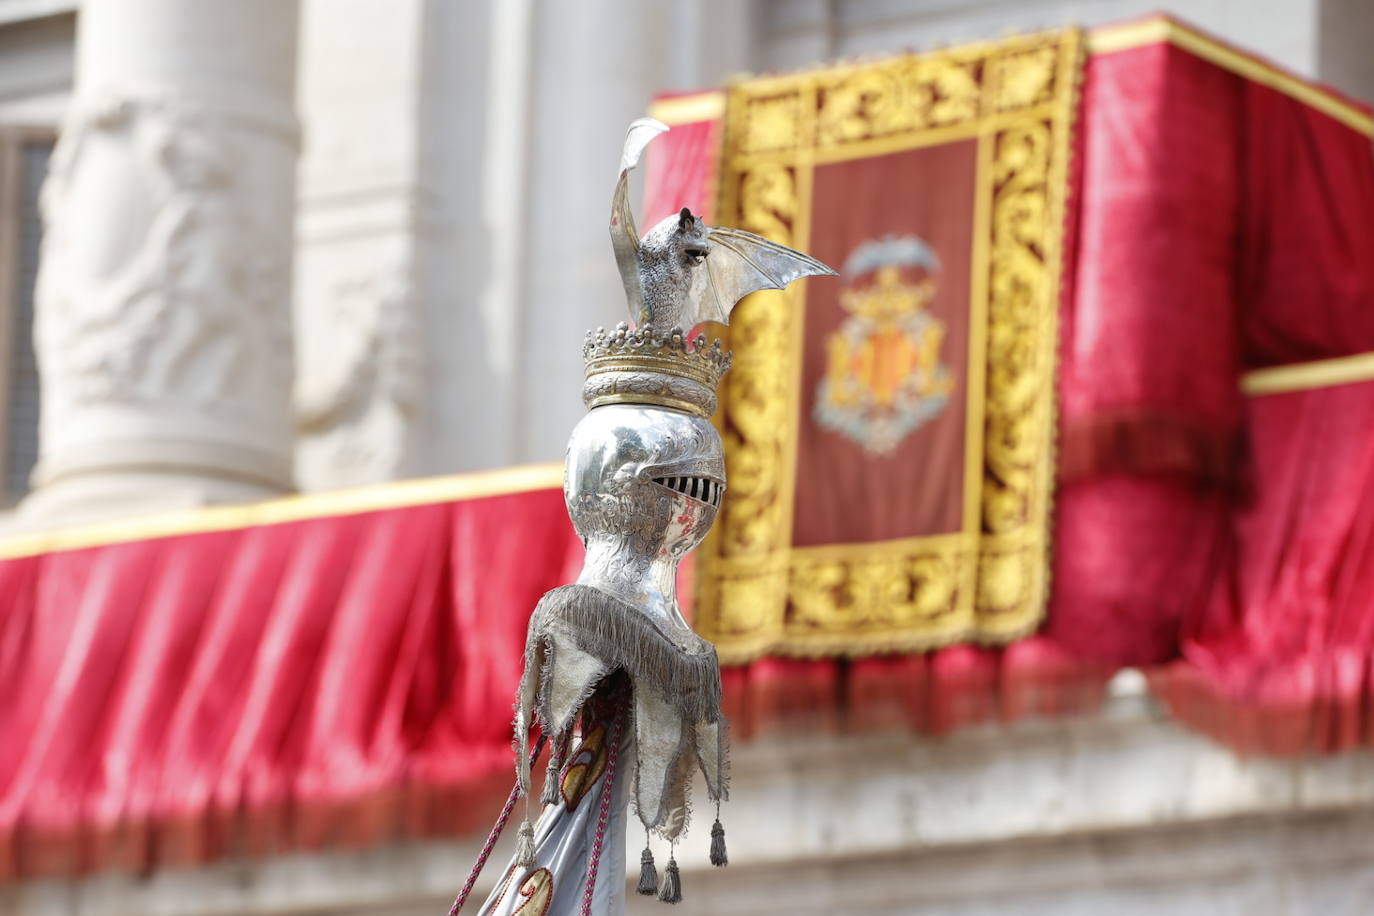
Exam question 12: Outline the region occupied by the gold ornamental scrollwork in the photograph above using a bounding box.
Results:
[697,30,1082,662]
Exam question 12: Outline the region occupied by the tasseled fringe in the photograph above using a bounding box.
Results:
[657,856,682,904]
[637,845,659,895]
[513,818,536,868]
[527,585,724,732]
[709,818,728,867]
[539,741,562,806]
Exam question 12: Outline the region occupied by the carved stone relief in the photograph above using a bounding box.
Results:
[36,91,294,436]
[294,267,424,489]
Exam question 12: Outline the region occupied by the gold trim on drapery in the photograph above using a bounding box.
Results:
[0,462,564,560]
[693,30,1083,663]
[649,17,1374,140]
[648,92,726,126]
[1241,353,1374,396]
[1089,16,1374,136]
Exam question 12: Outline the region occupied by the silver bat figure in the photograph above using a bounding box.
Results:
[610,117,836,335]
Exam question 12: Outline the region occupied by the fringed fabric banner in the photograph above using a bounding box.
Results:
[695,30,1083,662]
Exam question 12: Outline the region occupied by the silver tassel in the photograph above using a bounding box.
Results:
[657,855,682,904]
[637,845,659,895]
[513,818,536,868]
[539,742,562,806]
[709,818,728,867]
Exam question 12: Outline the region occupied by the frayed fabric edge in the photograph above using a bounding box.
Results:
[528,584,722,729]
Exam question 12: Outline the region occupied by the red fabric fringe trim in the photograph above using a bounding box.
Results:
[721,638,1113,742]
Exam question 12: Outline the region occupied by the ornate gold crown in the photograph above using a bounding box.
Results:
[582,323,733,418]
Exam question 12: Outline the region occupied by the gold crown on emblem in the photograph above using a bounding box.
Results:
[582,323,733,418]
[840,265,936,322]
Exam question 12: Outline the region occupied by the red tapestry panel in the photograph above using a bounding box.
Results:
[794,142,976,546]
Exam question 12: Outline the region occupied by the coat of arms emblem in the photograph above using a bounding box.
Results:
[814,236,954,455]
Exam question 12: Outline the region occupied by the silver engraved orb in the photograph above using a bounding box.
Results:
[564,403,724,640]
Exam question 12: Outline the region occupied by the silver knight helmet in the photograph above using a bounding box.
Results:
[464,119,834,916]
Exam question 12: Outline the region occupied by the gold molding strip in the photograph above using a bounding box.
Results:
[649,20,1373,136]
[1242,351,1374,396]
[1088,15,1374,136]
[0,461,564,561]
[647,91,726,126]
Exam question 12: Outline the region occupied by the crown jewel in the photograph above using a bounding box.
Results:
[582,323,733,418]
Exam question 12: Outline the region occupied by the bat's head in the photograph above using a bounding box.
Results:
[641,207,711,268]
[672,207,712,267]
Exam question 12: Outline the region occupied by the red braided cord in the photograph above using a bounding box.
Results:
[579,703,626,916]
[447,734,548,916]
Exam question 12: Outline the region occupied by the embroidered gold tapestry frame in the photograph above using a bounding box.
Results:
[694,29,1082,662]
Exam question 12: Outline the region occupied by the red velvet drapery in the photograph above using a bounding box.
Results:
[1148,57,1374,755]
[0,475,582,878]
[1152,380,1374,755]
[1045,37,1244,666]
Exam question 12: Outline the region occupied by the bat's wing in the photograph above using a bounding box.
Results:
[610,117,669,322]
[701,225,838,325]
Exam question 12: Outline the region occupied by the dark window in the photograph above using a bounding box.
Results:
[4,134,52,500]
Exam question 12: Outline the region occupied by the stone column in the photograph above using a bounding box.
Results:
[292,0,429,491]
[20,0,299,524]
